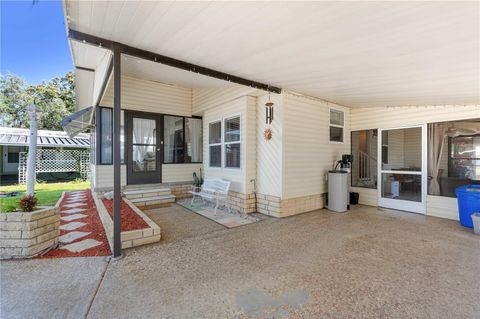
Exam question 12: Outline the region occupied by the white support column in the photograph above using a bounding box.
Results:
[26,104,41,196]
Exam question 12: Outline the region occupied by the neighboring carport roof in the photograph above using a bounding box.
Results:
[0,127,90,149]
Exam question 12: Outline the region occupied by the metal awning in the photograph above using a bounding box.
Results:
[61,106,94,138]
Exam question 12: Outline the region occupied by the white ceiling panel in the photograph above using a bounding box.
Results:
[65,1,480,108]
[122,55,235,88]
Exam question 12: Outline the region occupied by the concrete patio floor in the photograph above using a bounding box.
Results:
[1,205,479,318]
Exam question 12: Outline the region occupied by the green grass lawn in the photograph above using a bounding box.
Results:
[0,181,90,212]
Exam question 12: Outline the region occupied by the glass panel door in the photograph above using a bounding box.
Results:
[378,125,426,214]
[126,112,162,185]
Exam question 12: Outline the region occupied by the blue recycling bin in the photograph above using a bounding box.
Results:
[455,185,480,228]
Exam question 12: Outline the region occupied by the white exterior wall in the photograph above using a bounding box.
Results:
[202,95,256,194]
[93,75,197,190]
[256,93,284,197]
[282,91,351,199]
[350,104,480,220]
[92,165,127,190]
[192,86,260,115]
[162,164,203,183]
[351,105,480,131]
[101,75,192,116]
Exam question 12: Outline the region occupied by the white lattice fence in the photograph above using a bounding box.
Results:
[18,149,90,184]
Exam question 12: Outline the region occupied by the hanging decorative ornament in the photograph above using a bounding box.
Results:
[265,90,274,124]
[264,128,273,141]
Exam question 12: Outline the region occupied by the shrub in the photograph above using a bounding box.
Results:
[72,177,85,184]
[19,195,38,212]
[2,204,18,213]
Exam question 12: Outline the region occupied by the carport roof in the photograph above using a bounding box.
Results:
[64,1,479,109]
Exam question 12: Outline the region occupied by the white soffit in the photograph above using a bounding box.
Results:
[65,1,480,108]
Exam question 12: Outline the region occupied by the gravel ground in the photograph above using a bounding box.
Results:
[1,205,479,319]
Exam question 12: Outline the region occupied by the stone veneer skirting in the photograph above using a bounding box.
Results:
[227,191,256,214]
[257,193,325,217]
[92,191,161,250]
[0,205,61,259]
[164,184,257,214]
[169,184,194,199]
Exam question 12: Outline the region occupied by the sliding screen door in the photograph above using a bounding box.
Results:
[378,125,427,214]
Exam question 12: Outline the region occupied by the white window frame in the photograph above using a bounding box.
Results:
[208,120,222,168]
[223,114,241,170]
[329,108,345,144]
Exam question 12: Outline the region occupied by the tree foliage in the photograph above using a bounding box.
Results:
[0,72,75,130]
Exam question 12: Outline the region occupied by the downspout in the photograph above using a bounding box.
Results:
[250,179,257,213]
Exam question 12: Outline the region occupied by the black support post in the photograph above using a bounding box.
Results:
[112,47,122,258]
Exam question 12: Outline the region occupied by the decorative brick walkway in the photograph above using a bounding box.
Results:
[41,190,111,258]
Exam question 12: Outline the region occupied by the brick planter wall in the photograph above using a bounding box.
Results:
[92,191,161,250]
[0,206,60,259]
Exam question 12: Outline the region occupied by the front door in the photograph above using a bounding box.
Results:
[378,125,427,214]
[126,112,163,185]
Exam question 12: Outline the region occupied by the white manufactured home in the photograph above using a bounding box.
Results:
[62,0,479,235]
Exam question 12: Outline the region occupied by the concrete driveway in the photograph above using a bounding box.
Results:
[1,205,479,318]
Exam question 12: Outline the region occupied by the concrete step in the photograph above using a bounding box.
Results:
[124,183,168,191]
[128,194,176,209]
[124,188,172,199]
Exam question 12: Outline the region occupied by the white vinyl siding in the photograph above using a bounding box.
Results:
[91,163,201,191]
[256,93,283,197]
[162,163,202,183]
[283,91,350,199]
[93,165,127,190]
[192,86,260,114]
[351,105,480,131]
[101,75,192,116]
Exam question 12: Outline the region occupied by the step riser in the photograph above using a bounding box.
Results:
[124,184,170,191]
[132,198,175,210]
[125,191,172,199]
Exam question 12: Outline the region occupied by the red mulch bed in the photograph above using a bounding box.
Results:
[41,190,111,258]
[102,198,149,232]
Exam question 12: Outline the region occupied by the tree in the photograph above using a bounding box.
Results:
[0,74,31,127]
[0,72,75,130]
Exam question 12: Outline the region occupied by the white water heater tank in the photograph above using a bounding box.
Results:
[327,170,349,213]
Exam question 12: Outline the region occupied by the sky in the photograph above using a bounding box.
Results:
[1,0,72,85]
